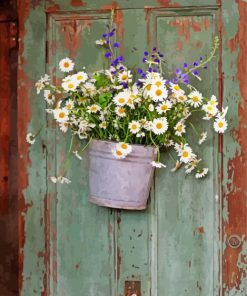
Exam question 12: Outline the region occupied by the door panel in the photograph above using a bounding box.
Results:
[17,1,247,295]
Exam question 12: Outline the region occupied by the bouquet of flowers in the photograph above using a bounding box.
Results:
[31,19,227,184]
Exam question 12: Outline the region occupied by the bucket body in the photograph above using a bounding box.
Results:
[88,139,157,210]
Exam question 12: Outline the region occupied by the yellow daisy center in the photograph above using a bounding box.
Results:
[192,96,199,102]
[64,62,70,68]
[118,108,125,114]
[182,151,189,158]
[179,96,185,101]
[161,105,168,111]
[116,150,123,156]
[91,106,97,111]
[59,112,65,118]
[77,75,83,80]
[79,97,87,102]
[156,89,162,96]
[155,81,162,87]
[118,98,125,104]
[174,85,180,91]
[131,124,137,130]
[121,143,128,149]
[218,122,224,128]
[207,106,213,111]
[68,83,74,89]
[48,94,53,100]
[121,74,128,80]
[67,104,72,109]
[156,123,163,129]
[146,84,152,91]
[177,125,183,132]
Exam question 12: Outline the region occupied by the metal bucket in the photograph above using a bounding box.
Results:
[88,139,157,210]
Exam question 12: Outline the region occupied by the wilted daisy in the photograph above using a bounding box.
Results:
[72,150,83,160]
[115,107,126,117]
[99,121,107,129]
[50,176,71,184]
[59,122,69,133]
[59,58,74,72]
[136,132,145,138]
[198,132,207,144]
[217,106,228,118]
[83,82,97,96]
[44,90,55,105]
[118,70,132,83]
[66,99,74,110]
[61,80,78,92]
[87,104,101,114]
[151,161,166,168]
[174,121,186,136]
[195,168,209,179]
[156,100,172,114]
[35,74,50,94]
[117,142,132,155]
[113,92,128,106]
[188,90,203,107]
[185,157,201,174]
[53,108,69,123]
[112,148,126,159]
[151,118,168,135]
[179,144,194,163]
[213,117,228,133]
[72,71,88,83]
[26,133,35,145]
[129,121,141,134]
[150,86,168,102]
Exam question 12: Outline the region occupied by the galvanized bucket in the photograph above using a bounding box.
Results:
[88,139,157,210]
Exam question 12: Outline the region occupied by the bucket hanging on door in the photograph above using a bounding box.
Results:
[88,139,157,210]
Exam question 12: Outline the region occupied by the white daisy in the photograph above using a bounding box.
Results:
[113,92,128,106]
[170,83,184,95]
[156,100,172,114]
[213,117,228,133]
[99,121,107,129]
[116,142,132,155]
[50,176,71,184]
[59,58,74,72]
[164,139,174,147]
[118,70,132,83]
[115,107,126,117]
[87,104,101,114]
[217,106,228,118]
[202,103,218,116]
[209,95,218,106]
[112,148,126,159]
[195,168,209,179]
[72,71,88,83]
[151,118,168,135]
[188,90,203,107]
[136,132,145,138]
[152,77,166,88]
[61,80,78,92]
[174,121,186,136]
[175,93,187,103]
[53,108,69,123]
[150,86,168,102]
[151,161,166,168]
[44,90,55,105]
[59,121,69,133]
[26,133,35,144]
[198,132,207,144]
[146,72,161,80]
[65,99,74,110]
[129,121,141,134]
[73,150,83,160]
[179,145,194,164]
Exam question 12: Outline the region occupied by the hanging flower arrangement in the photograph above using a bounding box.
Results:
[30,14,228,209]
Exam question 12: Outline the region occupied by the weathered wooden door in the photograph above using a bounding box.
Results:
[18,1,247,295]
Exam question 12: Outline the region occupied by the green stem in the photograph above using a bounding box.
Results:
[188,122,200,137]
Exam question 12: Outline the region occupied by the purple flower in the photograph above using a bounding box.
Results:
[154,58,160,63]
[172,77,179,84]
[159,53,164,58]
[137,68,143,74]
[102,33,108,38]
[141,73,147,78]
[118,56,124,62]
[199,56,203,60]
[193,61,199,66]
[181,73,188,80]
[105,52,112,58]
[119,66,124,71]
[192,70,199,75]
[144,51,149,56]
[122,82,128,88]
[148,67,153,72]
[137,81,143,87]
[175,68,182,75]
[113,42,120,48]
[183,62,188,68]
[168,89,172,95]
[142,57,147,63]
[153,47,157,51]
[183,79,189,85]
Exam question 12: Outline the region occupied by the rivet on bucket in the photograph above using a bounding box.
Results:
[88,139,157,210]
